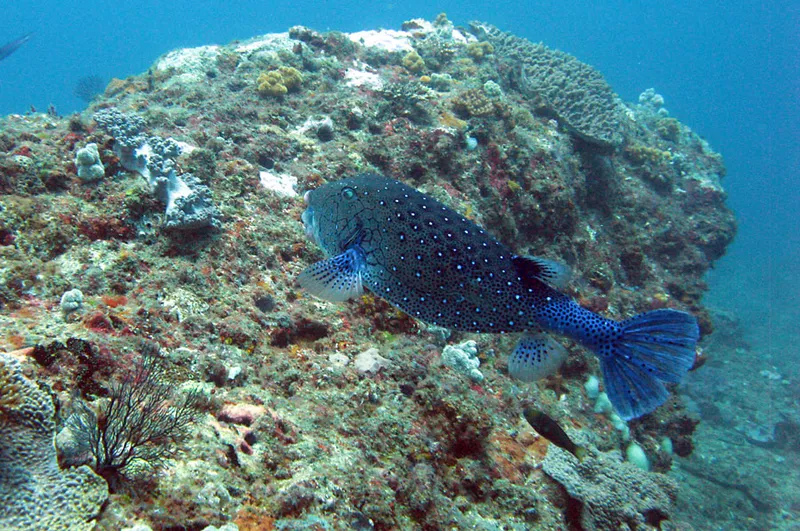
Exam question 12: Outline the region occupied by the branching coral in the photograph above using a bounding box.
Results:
[452,88,495,118]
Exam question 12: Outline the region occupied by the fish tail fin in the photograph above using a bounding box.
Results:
[598,309,698,420]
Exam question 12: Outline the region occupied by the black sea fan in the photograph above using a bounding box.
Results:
[65,345,205,491]
[73,74,106,103]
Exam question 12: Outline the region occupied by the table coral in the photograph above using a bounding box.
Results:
[471,21,625,148]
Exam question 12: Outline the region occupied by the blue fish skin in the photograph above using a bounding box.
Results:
[299,174,698,419]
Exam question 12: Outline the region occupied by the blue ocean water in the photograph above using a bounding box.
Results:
[1,0,797,524]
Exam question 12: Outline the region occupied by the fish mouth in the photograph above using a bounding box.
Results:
[301,206,318,242]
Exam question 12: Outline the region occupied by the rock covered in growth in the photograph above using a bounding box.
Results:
[93,108,219,231]
[0,15,738,529]
[0,352,107,530]
[543,446,677,530]
[471,22,626,148]
[441,339,483,382]
[73,143,105,182]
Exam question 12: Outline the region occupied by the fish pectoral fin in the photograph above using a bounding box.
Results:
[507,333,569,381]
[297,247,366,302]
[512,256,571,290]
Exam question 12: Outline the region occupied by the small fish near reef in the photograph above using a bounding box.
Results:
[298,174,699,420]
[523,407,586,461]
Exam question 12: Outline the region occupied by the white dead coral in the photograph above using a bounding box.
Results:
[441,340,483,382]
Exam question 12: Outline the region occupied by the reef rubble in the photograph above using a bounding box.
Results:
[0,14,740,530]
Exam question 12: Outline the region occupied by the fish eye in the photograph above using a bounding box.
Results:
[341,187,356,200]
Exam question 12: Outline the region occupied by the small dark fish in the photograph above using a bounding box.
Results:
[0,32,33,62]
[299,174,699,419]
[523,407,586,461]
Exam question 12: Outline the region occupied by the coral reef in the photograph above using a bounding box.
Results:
[543,446,677,530]
[0,16,741,530]
[93,108,219,231]
[257,67,303,97]
[470,21,626,148]
[0,351,108,530]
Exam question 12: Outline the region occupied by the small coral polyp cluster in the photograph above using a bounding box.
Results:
[257,66,303,97]
[0,14,735,530]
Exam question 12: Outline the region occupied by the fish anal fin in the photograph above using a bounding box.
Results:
[508,332,569,381]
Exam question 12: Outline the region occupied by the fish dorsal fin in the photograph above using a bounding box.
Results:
[512,255,571,290]
[508,333,569,381]
[297,247,365,302]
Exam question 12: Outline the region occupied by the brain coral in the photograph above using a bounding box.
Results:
[470,22,626,148]
[0,352,108,530]
[543,446,677,530]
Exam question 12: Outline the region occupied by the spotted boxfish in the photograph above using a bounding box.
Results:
[298,174,699,420]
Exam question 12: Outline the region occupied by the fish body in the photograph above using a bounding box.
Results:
[299,174,699,419]
[523,407,586,460]
[0,33,33,62]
